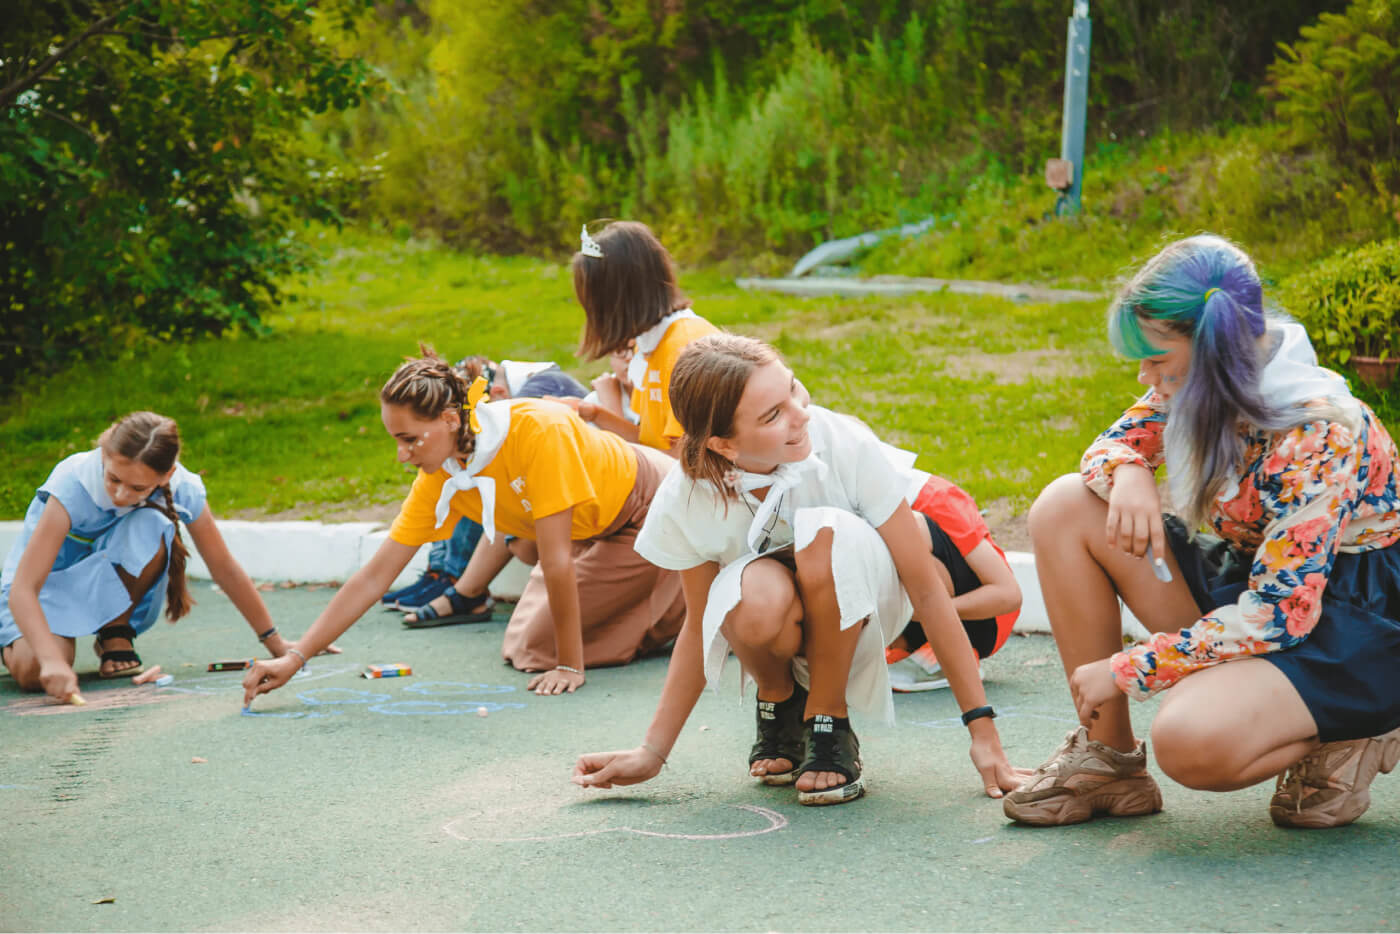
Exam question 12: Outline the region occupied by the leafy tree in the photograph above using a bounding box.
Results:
[0,0,376,391]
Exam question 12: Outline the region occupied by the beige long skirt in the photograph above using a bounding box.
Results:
[500,444,686,671]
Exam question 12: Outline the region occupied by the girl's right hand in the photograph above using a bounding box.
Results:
[571,747,664,789]
[241,654,301,707]
[38,657,79,704]
[1104,464,1164,560]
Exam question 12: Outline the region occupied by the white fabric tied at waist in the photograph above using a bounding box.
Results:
[730,456,828,554]
[627,307,697,389]
[432,398,513,542]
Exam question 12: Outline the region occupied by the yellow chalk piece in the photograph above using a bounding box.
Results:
[68,693,86,706]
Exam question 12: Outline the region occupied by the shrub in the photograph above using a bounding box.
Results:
[1281,237,1400,365]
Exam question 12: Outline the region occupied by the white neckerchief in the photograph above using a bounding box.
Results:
[1164,319,1357,510]
[627,308,697,389]
[79,450,139,516]
[731,456,827,554]
[433,399,513,542]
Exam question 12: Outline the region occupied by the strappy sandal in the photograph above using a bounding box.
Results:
[748,683,807,785]
[401,590,496,629]
[93,624,145,679]
[796,714,865,806]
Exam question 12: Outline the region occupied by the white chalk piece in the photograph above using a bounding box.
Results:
[1145,544,1173,583]
[476,707,489,717]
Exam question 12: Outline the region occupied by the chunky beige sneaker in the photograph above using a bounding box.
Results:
[1270,726,1400,829]
[1003,726,1164,826]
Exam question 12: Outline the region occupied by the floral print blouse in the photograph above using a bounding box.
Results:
[1082,392,1400,700]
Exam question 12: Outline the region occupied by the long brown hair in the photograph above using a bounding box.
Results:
[100,411,192,621]
[572,220,690,360]
[379,344,477,459]
[669,333,778,498]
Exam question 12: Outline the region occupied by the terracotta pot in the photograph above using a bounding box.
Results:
[1351,355,1399,389]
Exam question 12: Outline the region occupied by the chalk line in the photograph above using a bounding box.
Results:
[442,803,788,843]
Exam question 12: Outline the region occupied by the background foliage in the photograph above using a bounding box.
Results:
[0,0,377,391]
[315,0,1357,257]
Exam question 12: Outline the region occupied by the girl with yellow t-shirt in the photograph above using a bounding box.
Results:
[242,349,684,703]
[560,221,719,454]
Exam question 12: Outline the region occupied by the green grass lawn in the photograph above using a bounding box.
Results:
[0,227,1254,537]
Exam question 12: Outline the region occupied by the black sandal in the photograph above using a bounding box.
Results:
[796,714,865,806]
[401,590,496,628]
[748,683,807,785]
[93,623,144,679]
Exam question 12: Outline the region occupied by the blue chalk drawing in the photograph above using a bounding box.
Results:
[298,688,392,706]
[368,699,527,716]
[403,681,517,696]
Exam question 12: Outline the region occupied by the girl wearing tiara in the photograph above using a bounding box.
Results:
[561,220,718,455]
[2,412,296,703]
[1003,234,1400,828]
[573,334,1025,805]
[243,348,684,703]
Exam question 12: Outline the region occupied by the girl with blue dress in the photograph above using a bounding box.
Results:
[2,411,302,703]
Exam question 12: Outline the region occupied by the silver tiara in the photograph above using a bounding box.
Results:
[579,224,603,258]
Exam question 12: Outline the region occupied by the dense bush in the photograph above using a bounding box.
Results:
[0,0,376,391]
[1269,0,1400,195]
[318,0,1349,259]
[1281,237,1400,366]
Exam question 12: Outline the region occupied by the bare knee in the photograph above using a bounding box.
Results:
[508,539,539,565]
[725,589,800,651]
[1151,702,1242,790]
[1028,474,1100,549]
[794,527,834,592]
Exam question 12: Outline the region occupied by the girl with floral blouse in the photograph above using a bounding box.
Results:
[1003,234,1400,829]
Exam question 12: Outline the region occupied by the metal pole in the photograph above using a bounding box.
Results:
[1057,1,1091,216]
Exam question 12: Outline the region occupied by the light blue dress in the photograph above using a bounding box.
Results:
[0,449,206,646]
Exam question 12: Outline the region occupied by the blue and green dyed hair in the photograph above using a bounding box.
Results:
[1108,234,1297,527]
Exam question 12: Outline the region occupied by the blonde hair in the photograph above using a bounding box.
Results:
[379,345,476,458]
[669,333,778,497]
[99,412,192,621]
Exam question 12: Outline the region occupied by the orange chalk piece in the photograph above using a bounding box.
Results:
[362,663,412,679]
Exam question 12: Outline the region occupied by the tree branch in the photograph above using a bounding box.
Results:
[0,4,138,110]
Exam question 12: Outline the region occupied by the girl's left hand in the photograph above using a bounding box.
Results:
[1069,658,1120,726]
[967,724,1034,798]
[264,635,344,658]
[264,632,342,657]
[527,667,585,695]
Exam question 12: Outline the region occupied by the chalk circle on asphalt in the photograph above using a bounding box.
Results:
[442,803,789,843]
[403,681,517,696]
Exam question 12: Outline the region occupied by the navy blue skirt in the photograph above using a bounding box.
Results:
[1165,517,1400,742]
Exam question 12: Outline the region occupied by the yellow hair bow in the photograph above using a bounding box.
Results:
[465,375,489,434]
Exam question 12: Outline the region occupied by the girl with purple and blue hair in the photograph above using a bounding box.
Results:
[1002,234,1400,829]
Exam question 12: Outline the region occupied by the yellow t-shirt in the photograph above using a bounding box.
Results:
[631,315,720,451]
[388,400,638,546]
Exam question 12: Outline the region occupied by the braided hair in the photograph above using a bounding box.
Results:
[379,344,477,459]
[99,411,193,621]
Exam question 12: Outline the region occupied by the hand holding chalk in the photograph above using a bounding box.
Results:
[38,658,80,705]
[1144,543,1173,583]
[571,747,663,789]
[241,653,300,708]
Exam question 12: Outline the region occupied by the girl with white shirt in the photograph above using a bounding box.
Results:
[573,334,1027,805]
[2,412,301,703]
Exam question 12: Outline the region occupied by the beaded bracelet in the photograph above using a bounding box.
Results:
[257,626,278,643]
[556,664,582,675]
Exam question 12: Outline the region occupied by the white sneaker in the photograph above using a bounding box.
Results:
[887,646,982,693]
